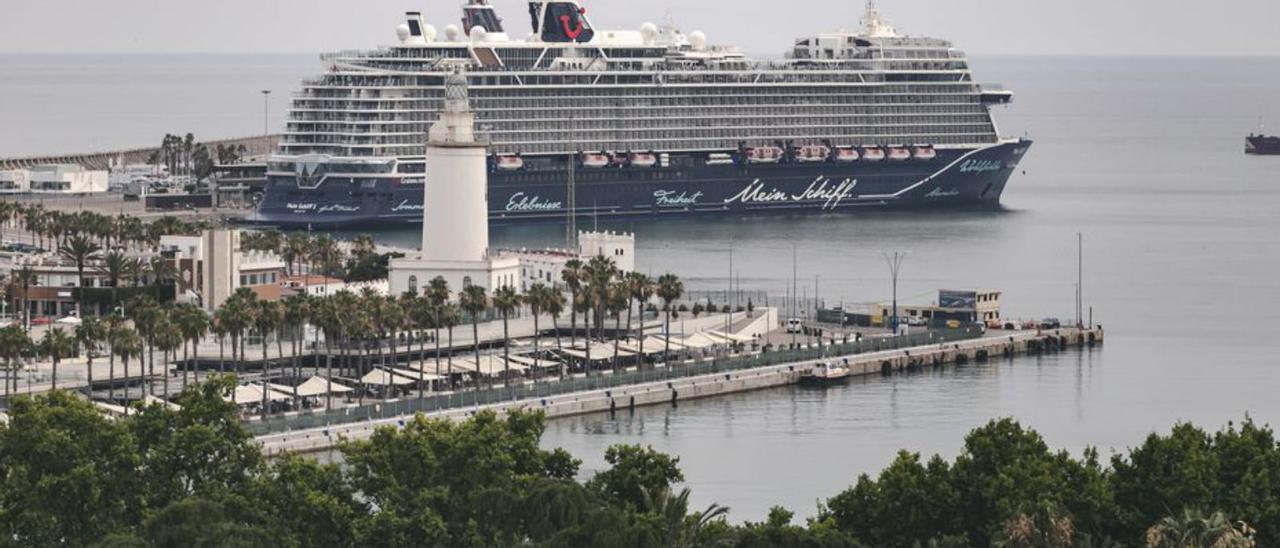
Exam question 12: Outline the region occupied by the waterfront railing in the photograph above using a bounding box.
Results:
[246,327,983,436]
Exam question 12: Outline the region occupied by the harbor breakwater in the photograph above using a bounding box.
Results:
[257,327,1103,456]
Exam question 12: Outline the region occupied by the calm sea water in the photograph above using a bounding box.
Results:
[5,55,1280,520]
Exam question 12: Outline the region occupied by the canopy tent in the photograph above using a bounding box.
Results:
[559,345,635,362]
[642,335,685,351]
[506,354,561,369]
[360,368,422,386]
[142,395,181,411]
[388,367,444,382]
[706,329,755,344]
[680,333,724,349]
[227,384,293,405]
[267,376,355,398]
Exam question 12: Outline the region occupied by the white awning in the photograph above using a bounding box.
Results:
[227,384,292,405]
[681,333,723,349]
[360,368,420,386]
[267,376,357,398]
[507,354,559,368]
[142,395,181,411]
[706,329,755,343]
[560,345,633,361]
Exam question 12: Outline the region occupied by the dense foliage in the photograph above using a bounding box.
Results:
[0,381,1270,547]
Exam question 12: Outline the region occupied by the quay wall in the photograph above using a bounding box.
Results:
[0,135,279,171]
[258,327,1103,456]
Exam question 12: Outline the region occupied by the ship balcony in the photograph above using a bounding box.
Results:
[979,84,1014,105]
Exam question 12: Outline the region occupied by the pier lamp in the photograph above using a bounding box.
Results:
[261,90,272,135]
[882,251,908,336]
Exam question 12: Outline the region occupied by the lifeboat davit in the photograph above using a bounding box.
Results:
[745,146,784,164]
[794,145,831,163]
[630,151,658,168]
[835,147,860,162]
[706,153,734,166]
[913,145,937,161]
[887,146,911,162]
[861,146,886,162]
[495,153,524,171]
[581,152,609,168]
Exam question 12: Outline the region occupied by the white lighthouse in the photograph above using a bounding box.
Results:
[389,67,521,295]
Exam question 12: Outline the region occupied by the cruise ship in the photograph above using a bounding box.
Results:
[253,0,1031,227]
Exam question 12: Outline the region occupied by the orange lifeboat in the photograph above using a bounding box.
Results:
[913,145,937,161]
[630,151,658,168]
[794,145,831,163]
[746,146,784,164]
[495,153,524,171]
[861,146,886,162]
[887,146,911,162]
[835,147,860,162]
[581,152,609,168]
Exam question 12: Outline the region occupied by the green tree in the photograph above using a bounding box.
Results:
[588,444,685,510]
[59,233,102,317]
[657,273,685,357]
[458,284,489,389]
[40,326,75,391]
[1144,508,1255,548]
[492,285,522,387]
[76,317,107,392]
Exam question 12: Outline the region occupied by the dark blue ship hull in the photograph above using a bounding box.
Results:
[251,140,1031,228]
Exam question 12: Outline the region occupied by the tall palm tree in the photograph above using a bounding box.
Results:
[309,235,341,278]
[282,233,312,276]
[439,303,461,390]
[253,298,282,417]
[40,327,75,391]
[628,273,656,366]
[154,319,183,399]
[608,282,629,373]
[312,295,340,408]
[173,303,208,388]
[545,286,567,379]
[149,256,177,301]
[282,294,310,407]
[110,326,143,411]
[459,285,489,389]
[526,283,550,382]
[125,297,161,395]
[408,293,434,387]
[657,274,685,358]
[426,277,450,379]
[0,326,32,400]
[58,234,101,317]
[491,286,521,387]
[75,317,105,393]
[11,265,37,332]
[561,259,584,350]
[585,255,619,343]
[96,250,129,312]
[217,289,256,378]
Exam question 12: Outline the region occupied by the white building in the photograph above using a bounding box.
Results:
[390,69,521,295]
[28,164,108,194]
[0,170,30,194]
[499,230,636,291]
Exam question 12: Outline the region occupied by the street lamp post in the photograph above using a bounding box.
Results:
[882,251,907,336]
[260,90,272,136]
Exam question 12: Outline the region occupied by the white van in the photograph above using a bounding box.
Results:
[785,318,803,334]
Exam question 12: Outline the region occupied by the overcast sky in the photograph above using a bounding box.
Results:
[2,0,1278,56]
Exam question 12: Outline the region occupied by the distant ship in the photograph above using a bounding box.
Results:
[252,0,1031,227]
[1246,134,1280,155]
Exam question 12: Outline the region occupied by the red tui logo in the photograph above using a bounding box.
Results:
[559,15,584,40]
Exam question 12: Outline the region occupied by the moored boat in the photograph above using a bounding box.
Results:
[800,362,851,387]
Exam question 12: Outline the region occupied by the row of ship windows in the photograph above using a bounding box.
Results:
[287,117,997,136]
[289,104,991,123]
[300,83,983,99]
[279,131,999,152]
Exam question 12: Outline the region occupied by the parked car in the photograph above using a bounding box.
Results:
[785,318,803,334]
[1039,318,1062,329]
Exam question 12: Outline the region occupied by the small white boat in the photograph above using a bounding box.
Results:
[794,145,831,163]
[630,151,658,168]
[913,145,937,161]
[835,147,860,162]
[887,146,912,162]
[745,146,784,164]
[800,362,850,387]
[581,152,609,168]
[495,154,524,171]
[861,146,886,162]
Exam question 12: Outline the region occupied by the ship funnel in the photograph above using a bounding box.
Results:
[404,12,430,45]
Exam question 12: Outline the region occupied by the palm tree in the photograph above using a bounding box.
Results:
[584,255,619,343]
[40,327,75,391]
[59,234,101,317]
[642,487,731,548]
[75,317,105,393]
[608,282,629,373]
[282,233,312,276]
[253,298,282,417]
[282,294,310,407]
[96,250,130,311]
[491,286,521,387]
[439,303,461,390]
[408,293,434,388]
[628,273,656,366]
[425,277,450,379]
[544,287,567,375]
[173,303,208,388]
[149,255,177,300]
[110,326,143,411]
[657,274,685,358]
[218,289,256,377]
[312,295,340,408]
[0,326,32,401]
[525,283,550,382]
[125,297,162,395]
[561,259,585,350]
[1144,509,1255,548]
[459,285,488,389]
[309,235,341,278]
[154,319,183,399]
[11,265,37,331]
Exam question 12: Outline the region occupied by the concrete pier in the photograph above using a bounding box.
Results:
[257,327,1103,456]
